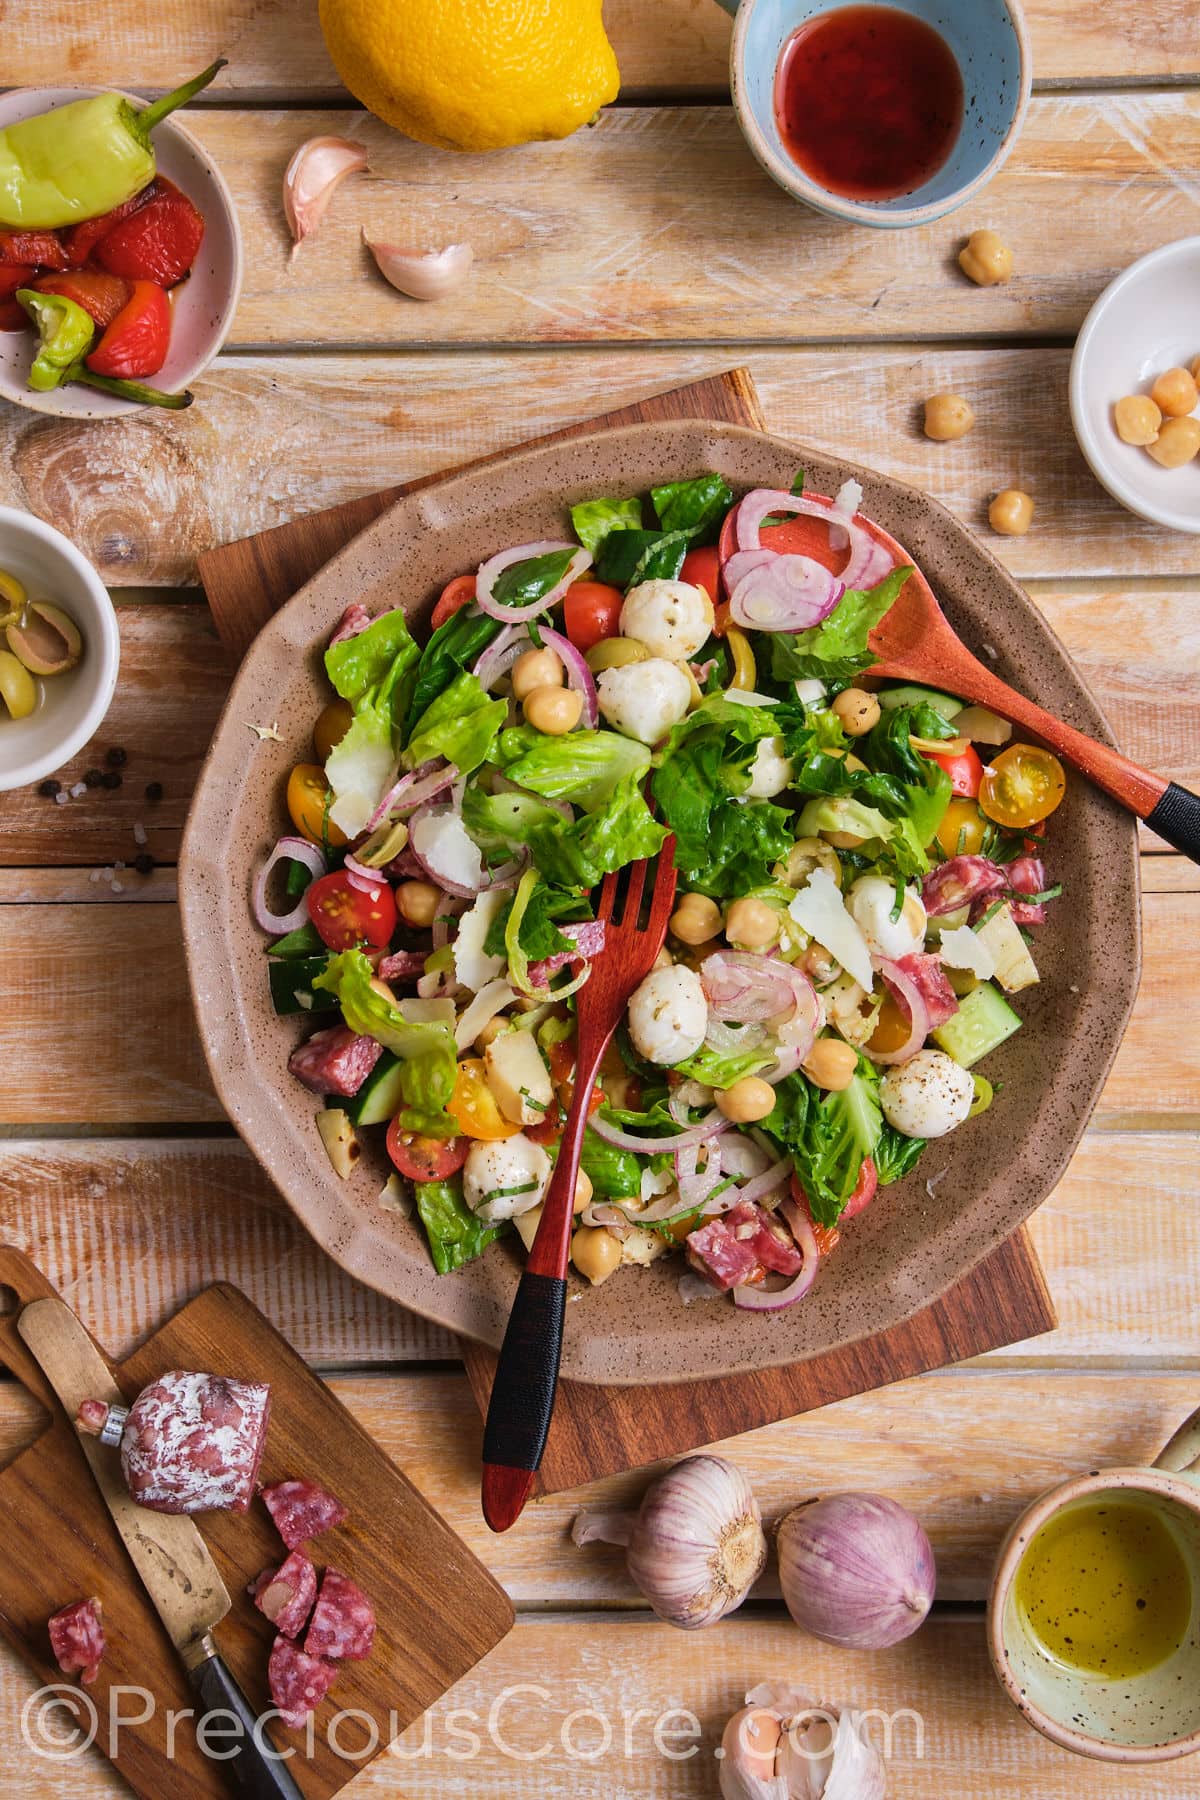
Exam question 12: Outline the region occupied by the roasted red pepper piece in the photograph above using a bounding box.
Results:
[94,181,205,286]
[0,265,34,299]
[0,297,27,331]
[85,279,171,378]
[60,180,160,268]
[33,269,132,330]
[0,229,69,270]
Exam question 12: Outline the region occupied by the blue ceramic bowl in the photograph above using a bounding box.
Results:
[719,0,1031,227]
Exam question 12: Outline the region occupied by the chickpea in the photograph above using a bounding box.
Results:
[1150,367,1199,420]
[670,891,722,945]
[652,945,674,972]
[523,684,583,735]
[716,1076,777,1124]
[1113,394,1162,447]
[923,392,975,442]
[573,1168,593,1215]
[1191,355,1200,385]
[511,645,564,700]
[571,1224,622,1285]
[988,489,1035,537]
[396,879,440,928]
[475,1016,507,1053]
[802,1037,859,1092]
[802,941,840,984]
[831,687,881,737]
[1146,416,1200,469]
[958,228,1013,286]
[724,896,779,950]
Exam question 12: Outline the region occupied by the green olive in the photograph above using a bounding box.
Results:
[584,637,649,673]
[0,650,38,720]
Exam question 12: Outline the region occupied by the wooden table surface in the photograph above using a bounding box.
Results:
[2,5,1199,1795]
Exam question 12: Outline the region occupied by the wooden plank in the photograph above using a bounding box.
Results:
[4,0,1199,94]
[0,1603,1195,1797]
[135,98,1200,350]
[10,347,1200,589]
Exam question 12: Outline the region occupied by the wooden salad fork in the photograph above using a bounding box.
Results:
[868,570,1200,863]
[481,837,679,1533]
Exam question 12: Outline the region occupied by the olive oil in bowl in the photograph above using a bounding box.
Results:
[1016,1497,1193,1680]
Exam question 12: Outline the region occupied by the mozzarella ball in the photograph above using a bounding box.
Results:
[880,1050,974,1139]
[620,579,714,661]
[846,876,927,960]
[597,659,692,745]
[626,964,708,1065]
[463,1133,551,1223]
[744,735,794,799]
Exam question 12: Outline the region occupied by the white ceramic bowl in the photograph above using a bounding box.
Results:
[1070,237,1200,534]
[0,85,242,418]
[0,506,119,790]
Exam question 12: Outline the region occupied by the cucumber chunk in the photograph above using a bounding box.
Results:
[343,1053,407,1127]
[269,956,336,1016]
[878,683,963,720]
[933,981,1021,1068]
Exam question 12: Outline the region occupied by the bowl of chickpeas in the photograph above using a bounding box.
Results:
[1070,237,1200,533]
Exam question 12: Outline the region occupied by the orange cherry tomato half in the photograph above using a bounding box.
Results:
[562,580,624,651]
[446,1058,522,1141]
[313,698,353,762]
[789,1171,839,1254]
[286,762,347,848]
[978,743,1067,831]
[306,870,397,951]
[386,1120,468,1182]
[680,545,721,604]
[935,796,987,860]
[430,574,477,631]
[923,743,983,798]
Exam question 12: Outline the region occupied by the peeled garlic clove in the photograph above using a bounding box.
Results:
[719,1706,787,1800]
[7,601,83,676]
[283,136,368,251]
[364,236,474,301]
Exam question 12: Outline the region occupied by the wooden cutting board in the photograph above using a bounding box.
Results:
[0,1246,512,1800]
[197,367,1056,1498]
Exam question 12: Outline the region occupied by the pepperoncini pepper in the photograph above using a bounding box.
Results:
[725,625,757,691]
[0,59,225,229]
[16,290,193,409]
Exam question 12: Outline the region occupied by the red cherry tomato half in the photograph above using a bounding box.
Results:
[431,573,476,630]
[841,1154,878,1220]
[386,1120,468,1182]
[562,580,623,651]
[680,545,721,604]
[306,870,397,951]
[924,744,983,798]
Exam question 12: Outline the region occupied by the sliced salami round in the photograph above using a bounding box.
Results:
[303,1566,376,1662]
[248,1550,317,1641]
[77,1371,271,1514]
[267,1635,339,1729]
[48,1597,106,1686]
[261,1477,347,1550]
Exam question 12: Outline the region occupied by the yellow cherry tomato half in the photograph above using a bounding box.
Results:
[935,796,988,860]
[313,698,353,762]
[867,991,914,1056]
[447,1058,522,1141]
[978,743,1066,831]
[286,762,347,848]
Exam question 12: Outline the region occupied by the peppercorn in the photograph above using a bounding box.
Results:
[100,769,122,790]
[144,781,163,802]
[133,852,154,875]
[84,767,103,788]
[38,778,60,797]
[105,746,127,768]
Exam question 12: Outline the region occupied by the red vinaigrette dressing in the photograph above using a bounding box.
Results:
[774,5,964,202]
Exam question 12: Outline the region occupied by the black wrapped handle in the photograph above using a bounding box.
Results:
[481,1270,567,1530]
[187,1648,306,1800]
[1145,782,1200,865]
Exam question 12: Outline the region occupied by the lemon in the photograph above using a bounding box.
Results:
[319,0,620,154]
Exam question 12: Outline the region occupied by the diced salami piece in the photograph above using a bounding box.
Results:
[304,1567,376,1662]
[248,1551,318,1641]
[527,919,607,987]
[884,952,959,1031]
[329,602,371,647]
[922,854,1006,918]
[48,1597,105,1686]
[262,1478,348,1550]
[78,1371,271,1515]
[377,949,426,982]
[288,1025,382,1098]
[267,1635,339,1728]
[685,1212,765,1292]
[1005,853,1049,926]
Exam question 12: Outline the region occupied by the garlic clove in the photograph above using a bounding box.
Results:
[7,600,82,676]
[364,234,474,301]
[283,136,368,252]
[778,1708,886,1800]
[718,1706,788,1800]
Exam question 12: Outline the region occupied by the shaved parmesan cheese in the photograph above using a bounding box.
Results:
[453,890,507,992]
[938,925,996,980]
[410,807,484,894]
[788,867,874,992]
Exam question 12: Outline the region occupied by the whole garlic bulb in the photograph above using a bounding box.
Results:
[572,1454,766,1629]
[777,1492,935,1649]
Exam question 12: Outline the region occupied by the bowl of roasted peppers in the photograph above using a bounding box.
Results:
[0,62,242,416]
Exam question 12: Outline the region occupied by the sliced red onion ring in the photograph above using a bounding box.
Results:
[733,1195,819,1310]
[668,1080,713,1126]
[722,547,776,590]
[472,624,526,691]
[702,950,800,1023]
[674,1138,724,1211]
[581,1202,635,1240]
[922,854,1006,918]
[475,540,592,624]
[589,1109,731,1156]
[537,625,599,728]
[366,760,457,834]
[729,556,845,633]
[719,1132,773,1181]
[253,836,326,934]
[734,1156,793,1210]
[344,852,388,895]
[868,957,933,1065]
[733,487,896,595]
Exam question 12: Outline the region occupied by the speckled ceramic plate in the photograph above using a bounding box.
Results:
[180,421,1141,1385]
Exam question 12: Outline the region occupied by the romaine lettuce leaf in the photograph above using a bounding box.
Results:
[652,695,791,897]
[482,878,591,961]
[493,724,651,810]
[404,669,507,776]
[578,1129,644,1199]
[323,610,421,837]
[415,1175,508,1274]
[570,495,643,554]
[673,1040,775,1087]
[325,609,417,711]
[464,771,666,892]
[765,1062,883,1226]
[873,1124,926,1185]
[770,567,912,687]
[313,950,458,1134]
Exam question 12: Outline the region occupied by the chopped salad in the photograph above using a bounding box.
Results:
[254,470,1065,1312]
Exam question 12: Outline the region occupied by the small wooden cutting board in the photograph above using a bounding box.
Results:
[197,367,1056,1501]
[0,1246,513,1800]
